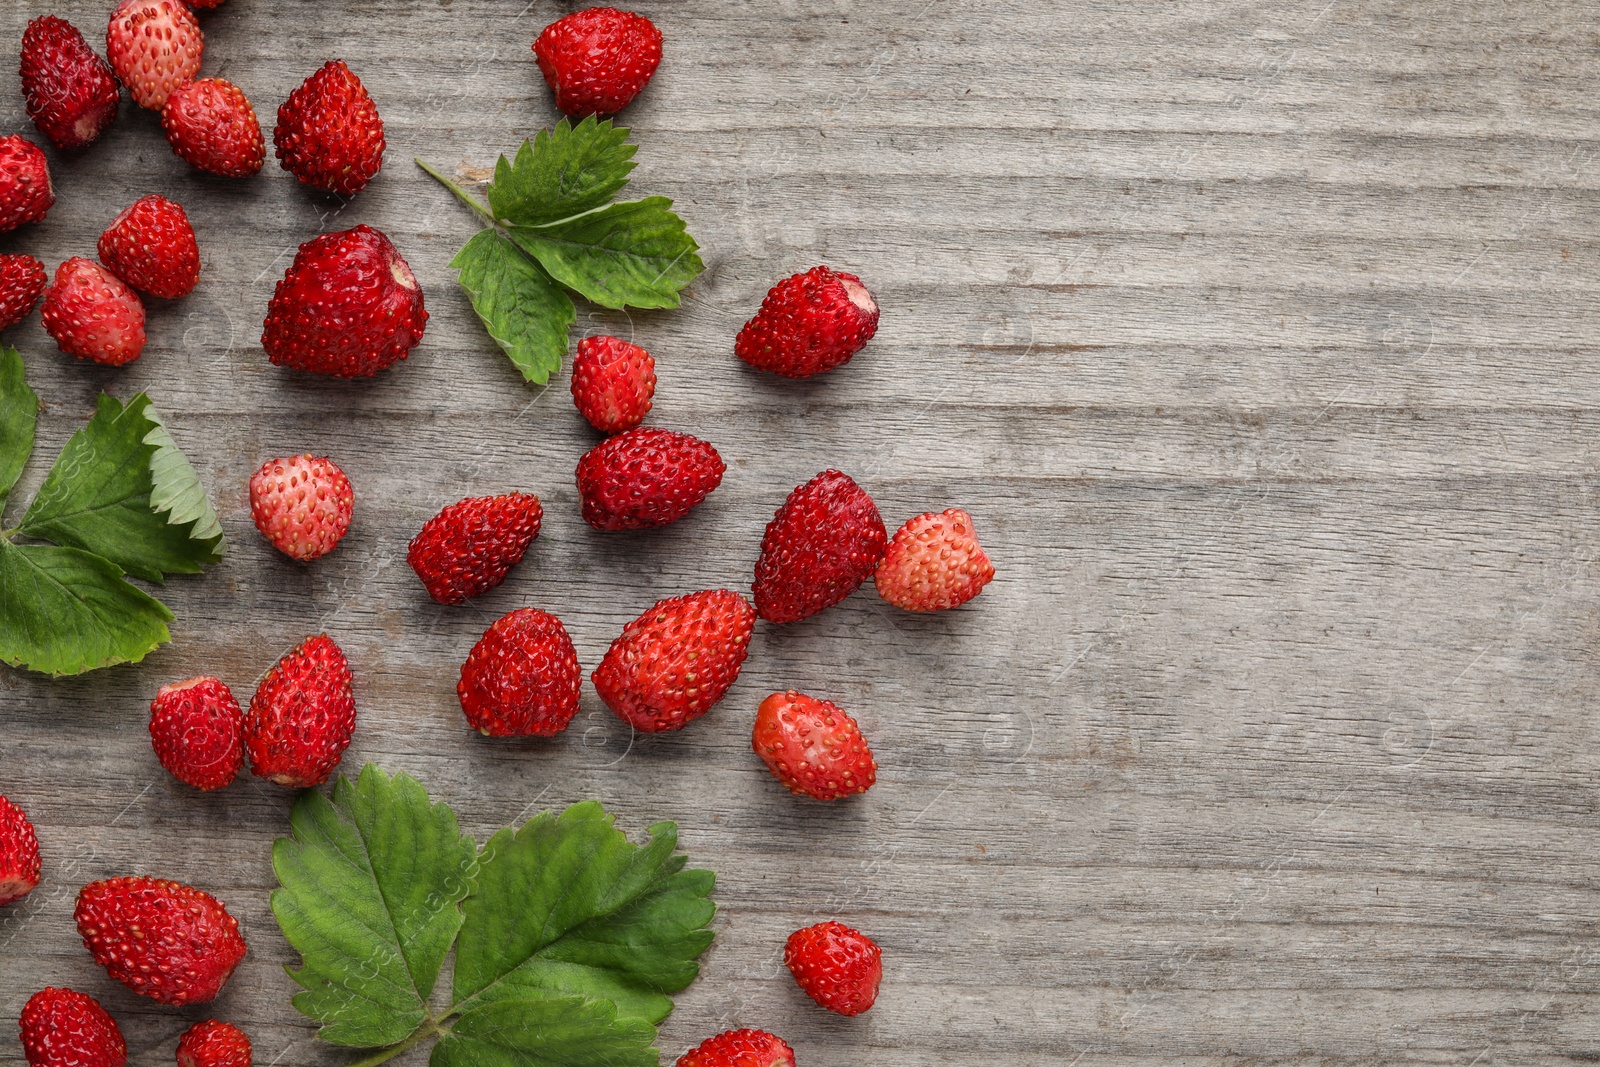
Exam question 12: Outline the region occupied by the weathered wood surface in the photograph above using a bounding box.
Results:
[2,0,1599,1063]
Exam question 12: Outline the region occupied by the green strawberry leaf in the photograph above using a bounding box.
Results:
[449,229,576,385]
[145,403,225,549]
[0,346,37,510]
[487,116,638,227]
[509,198,704,311]
[432,996,660,1067]
[0,539,172,676]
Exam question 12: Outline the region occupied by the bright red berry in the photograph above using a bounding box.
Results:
[753,469,886,623]
[161,77,264,177]
[40,258,146,366]
[592,589,754,733]
[75,877,247,1005]
[575,427,724,531]
[175,1020,250,1067]
[0,795,40,906]
[571,335,655,433]
[753,691,877,801]
[0,254,48,330]
[261,225,427,378]
[533,7,662,117]
[457,607,581,737]
[0,136,53,233]
[784,920,883,1015]
[273,59,385,196]
[244,634,357,787]
[875,508,994,611]
[20,17,120,150]
[149,676,244,791]
[735,266,879,379]
[104,0,201,111]
[407,492,542,605]
[19,988,126,1067]
[97,194,200,299]
[248,454,353,561]
[675,1029,795,1067]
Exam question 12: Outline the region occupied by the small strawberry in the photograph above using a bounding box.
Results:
[175,1020,250,1067]
[104,0,201,111]
[0,136,53,233]
[735,266,879,379]
[18,988,126,1067]
[570,335,655,433]
[457,607,581,737]
[753,469,886,623]
[20,16,120,150]
[97,194,200,299]
[752,691,877,801]
[784,920,883,1015]
[261,225,427,378]
[575,427,725,531]
[407,492,542,605]
[273,60,385,196]
[40,258,146,366]
[245,633,357,787]
[248,454,353,561]
[592,589,754,732]
[161,78,264,177]
[533,7,662,117]
[0,795,41,906]
[675,1030,795,1067]
[875,508,995,612]
[0,254,48,331]
[148,676,244,791]
[75,877,247,1004]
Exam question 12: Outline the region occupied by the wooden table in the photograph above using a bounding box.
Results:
[3,1,1597,1063]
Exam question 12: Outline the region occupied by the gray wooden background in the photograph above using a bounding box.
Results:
[2,0,1598,1063]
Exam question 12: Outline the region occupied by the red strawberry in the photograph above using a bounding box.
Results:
[735,266,879,379]
[0,136,53,233]
[784,920,883,1015]
[20,17,120,150]
[244,633,357,787]
[407,492,542,605]
[97,194,200,299]
[248,454,353,561]
[875,508,994,612]
[533,7,662,117]
[752,691,877,801]
[0,254,48,331]
[40,258,146,366]
[0,795,40,906]
[457,607,581,737]
[261,225,427,378]
[175,1020,250,1067]
[75,877,247,1004]
[18,988,126,1067]
[571,334,655,433]
[592,589,754,732]
[273,60,385,196]
[104,0,201,111]
[753,470,886,623]
[148,677,244,791]
[161,78,263,177]
[575,427,724,531]
[676,1030,795,1067]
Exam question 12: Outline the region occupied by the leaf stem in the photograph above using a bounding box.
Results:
[345,1019,444,1067]
[415,158,496,225]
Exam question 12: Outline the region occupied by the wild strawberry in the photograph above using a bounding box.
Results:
[457,608,581,737]
[20,16,120,150]
[784,920,883,1015]
[735,266,879,379]
[97,194,200,299]
[675,1030,795,1067]
[407,492,542,605]
[148,676,244,791]
[575,427,724,531]
[0,254,48,331]
[40,258,146,366]
[571,334,655,433]
[245,633,357,787]
[75,877,247,1004]
[753,470,886,623]
[261,225,427,378]
[273,60,385,196]
[0,136,53,233]
[161,78,263,177]
[104,0,201,111]
[533,7,662,117]
[592,589,754,732]
[0,795,41,906]
[18,988,126,1067]
[875,508,994,611]
[752,691,877,801]
[176,1020,250,1067]
[248,454,353,561]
